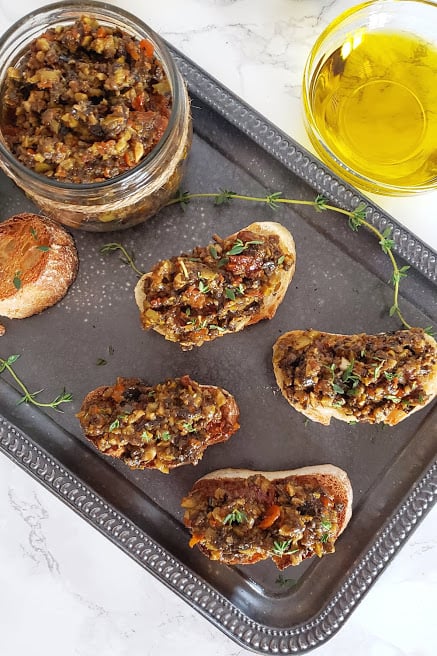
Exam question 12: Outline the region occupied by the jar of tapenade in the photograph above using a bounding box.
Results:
[0,1,192,231]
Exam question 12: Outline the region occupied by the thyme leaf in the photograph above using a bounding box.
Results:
[272,540,299,557]
[13,271,22,290]
[214,189,237,205]
[182,422,196,433]
[266,191,283,209]
[226,238,263,256]
[379,227,395,254]
[223,509,247,525]
[198,279,210,294]
[275,574,297,588]
[315,194,329,211]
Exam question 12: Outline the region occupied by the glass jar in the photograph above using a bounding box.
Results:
[0,1,192,231]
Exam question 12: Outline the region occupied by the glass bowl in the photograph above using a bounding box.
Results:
[0,1,192,231]
[302,0,437,195]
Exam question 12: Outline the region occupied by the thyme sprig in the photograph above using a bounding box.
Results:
[272,539,299,557]
[100,242,144,277]
[0,354,72,412]
[167,190,424,331]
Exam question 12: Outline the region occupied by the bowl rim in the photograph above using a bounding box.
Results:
[302,0,437,195]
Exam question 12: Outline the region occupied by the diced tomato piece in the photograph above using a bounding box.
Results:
[258,504,281,528]
[139,39,154,58]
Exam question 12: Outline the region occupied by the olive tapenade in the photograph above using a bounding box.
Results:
[135,222,296,349]
[1,16,171,183]
[273,328,437,425]
[77,376,240,472]
[182,466,352,569]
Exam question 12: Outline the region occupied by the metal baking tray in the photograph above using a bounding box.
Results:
[1,46,436,654]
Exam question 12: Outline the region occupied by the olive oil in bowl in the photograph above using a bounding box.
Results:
[305,30,437,193]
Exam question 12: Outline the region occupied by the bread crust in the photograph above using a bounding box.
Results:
[134,221,296,348]
[273,328,437,426]
[183,464,352,568]
[0,213,78,319]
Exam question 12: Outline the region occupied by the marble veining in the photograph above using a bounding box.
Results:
[0,1,436,655]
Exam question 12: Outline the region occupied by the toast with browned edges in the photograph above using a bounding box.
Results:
[134,221,296,349]
[77,375,240,473]
[0,213,78,319]
[273,328,437,426]
[182,465,352,569]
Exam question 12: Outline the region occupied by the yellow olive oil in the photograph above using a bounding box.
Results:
[309,30,437,189]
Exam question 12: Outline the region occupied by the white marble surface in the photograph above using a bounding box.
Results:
[0,1,436,655]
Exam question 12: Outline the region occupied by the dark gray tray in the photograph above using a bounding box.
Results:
[1,46,436,654]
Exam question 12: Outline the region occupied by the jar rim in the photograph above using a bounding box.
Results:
[0,0,184,190]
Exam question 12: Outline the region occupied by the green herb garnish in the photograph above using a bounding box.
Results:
[100,242,144,277]
[223,509,247,525]
[272,540,299,557]
[226,238,263,256]
[275,574,297,588]
[372,358,385,382]
[0,354,72,412]
[209,324,226,333]
[182,422,196,433]
[109,413,129,431]
[198,279,210,294]
[342,360,360,388]
[385,395,401,403]
[13,271,22,290]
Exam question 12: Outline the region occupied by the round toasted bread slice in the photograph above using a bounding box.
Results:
[273,328,437,426]
[182,464,352,569]
[77,375,240,473]
[0,213,78,319]
[134,221,296,349]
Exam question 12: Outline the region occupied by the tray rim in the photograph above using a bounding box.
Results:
[1,43,436,655]
[1,412,436,654]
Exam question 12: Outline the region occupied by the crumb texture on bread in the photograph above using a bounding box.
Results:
[273,328,437,426]
[77,375,240,473]
[134,222,296,349]
[182,464,352,569]
[0,213,78,319]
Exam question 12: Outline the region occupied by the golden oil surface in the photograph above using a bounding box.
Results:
[310,30,437,188]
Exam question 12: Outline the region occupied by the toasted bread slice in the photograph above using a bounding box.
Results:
[182,464,352,569]
[273,328,437,426]
[0,213,78,319]
[77,375,240,473]
[134,221,296,349]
